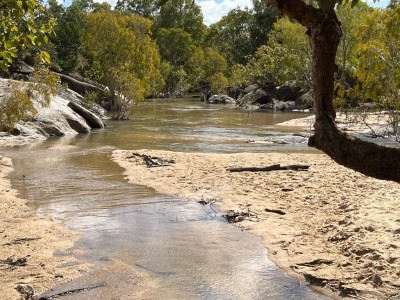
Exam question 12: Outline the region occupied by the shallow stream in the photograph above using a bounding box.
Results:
[2,99,330,299]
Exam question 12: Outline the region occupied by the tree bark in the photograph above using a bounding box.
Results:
[267,0,400,183]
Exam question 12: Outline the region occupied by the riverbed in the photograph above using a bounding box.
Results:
[2,98,334,299]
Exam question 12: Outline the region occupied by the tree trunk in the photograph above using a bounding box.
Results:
[267,0,400,183]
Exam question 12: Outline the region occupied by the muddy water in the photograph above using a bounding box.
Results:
[4,99,330,299]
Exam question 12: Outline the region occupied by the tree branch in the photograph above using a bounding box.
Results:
[309,116,400,183]
[266,0,319,28]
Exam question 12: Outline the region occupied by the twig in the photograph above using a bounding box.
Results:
[227,164,309,172]
[265,208,286,215]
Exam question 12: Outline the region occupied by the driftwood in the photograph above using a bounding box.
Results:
[38,283,106,300]
[223,210,259,223]
[227,164,309,172]
[128,152,175,168]
[0,256,28,267]
[265,208,286,215]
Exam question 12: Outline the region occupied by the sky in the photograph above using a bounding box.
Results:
[57,0,390,26]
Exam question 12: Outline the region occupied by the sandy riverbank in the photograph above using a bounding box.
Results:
[112,149,400,299]
[0,155,90,299]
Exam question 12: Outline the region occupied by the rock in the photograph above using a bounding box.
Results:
[297,90,313,109]
[62,111,91,134]
[36,111,77,136]
[273,100,295,111]
[68,102,105,128]
[206,94,236,104]
[0,78,105,145]
[276,84,301,101]
[240,84,259,94]
[239,88,273,108]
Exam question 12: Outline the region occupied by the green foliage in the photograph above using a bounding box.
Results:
[229,64,248,89]
[0,67,60,130]
[156,28,193,65]
[267,17,312,88]
[206,8,254,66]
[0,0,56,71]
[110,69,145,119]
[353,6,400,136]
[164,65,190,96]
[47,0,88,71]
[153,0,206,43]
[115,0,159,18]
[203,49,227,80]
[210,72,228,95]
[205,3,278,66]
[81,10,162,118]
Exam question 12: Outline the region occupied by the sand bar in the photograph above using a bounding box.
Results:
[113,149,400,299]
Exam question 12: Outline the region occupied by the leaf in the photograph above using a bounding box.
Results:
[39,51,51,65]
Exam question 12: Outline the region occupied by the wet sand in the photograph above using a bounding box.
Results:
[112,149,400,299]
[0,155,88,299]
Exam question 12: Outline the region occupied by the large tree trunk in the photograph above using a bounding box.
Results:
[267,0,400,183]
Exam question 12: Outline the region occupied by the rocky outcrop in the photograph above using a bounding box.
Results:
[67,102,104,128]
[238,88,274,108]
[276,84,301,101]
[206,94,237,104]
[0,78,105,145]
[237,84,310,111]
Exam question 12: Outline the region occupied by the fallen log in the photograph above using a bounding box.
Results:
[227,164,309,172]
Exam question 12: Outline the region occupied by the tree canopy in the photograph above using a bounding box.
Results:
[0,0,56,71]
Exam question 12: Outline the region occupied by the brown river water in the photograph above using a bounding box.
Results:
[2,98,331,299]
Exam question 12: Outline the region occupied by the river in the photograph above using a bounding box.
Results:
[2,98,331,299]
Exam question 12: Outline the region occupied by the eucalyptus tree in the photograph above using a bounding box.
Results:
[264,0,400,182]
[249,0,279,53]
[205,3,278,66]
[115,0,160,18]
[153,0,206,43]
[206,8,254,65]
[353,6,400,139]
[156,28,193,94]
[82,10,162,119]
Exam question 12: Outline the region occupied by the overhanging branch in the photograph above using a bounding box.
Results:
[309,117,400,183]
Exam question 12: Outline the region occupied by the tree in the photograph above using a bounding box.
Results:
[0,0,56,71]
[81,10,162,119]
[47,0,92,71]
[206,8,254,65]
[115,0,159,18]
[353,6,400,140]
[265,0,400,182]
[243,17,312,89]
[153,0,206,43]
[210,72,228,94]
[249,0,279,52]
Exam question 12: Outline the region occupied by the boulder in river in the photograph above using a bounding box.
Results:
[207,94,237,104]
[238,88,274,109]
